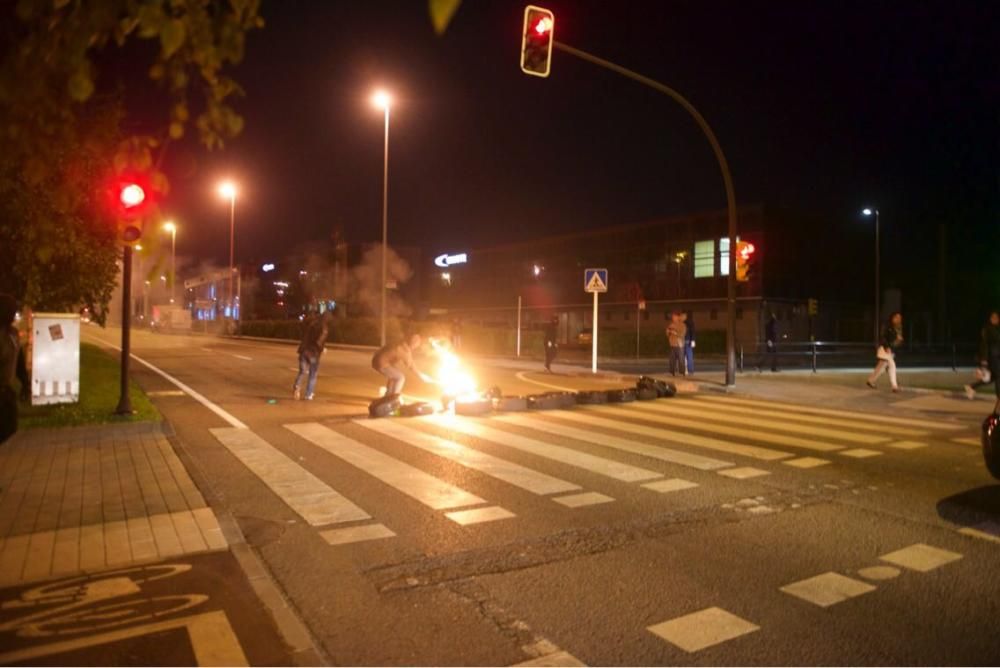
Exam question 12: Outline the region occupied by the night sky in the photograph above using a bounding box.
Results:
[155,0,996,315]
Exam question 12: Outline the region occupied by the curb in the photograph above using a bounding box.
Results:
[160,420,329,667]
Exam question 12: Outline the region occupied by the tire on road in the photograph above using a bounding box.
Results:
[636,387,658,401]
[494,396,529,412]
[575,390,607,405]
[606,388,637,403]
[527,393,564,410]
[455,400,493,416]
[400,402,435,417]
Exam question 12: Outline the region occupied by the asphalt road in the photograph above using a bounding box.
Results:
[84,326,1000,666]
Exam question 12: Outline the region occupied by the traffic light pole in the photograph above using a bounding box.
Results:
[115,244,134,415]
[553,41,739,386]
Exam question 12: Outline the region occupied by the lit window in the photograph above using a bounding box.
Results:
[719,237,730,276]
[694,240,715,278]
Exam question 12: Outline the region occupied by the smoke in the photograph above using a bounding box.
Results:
[351,244,413,318]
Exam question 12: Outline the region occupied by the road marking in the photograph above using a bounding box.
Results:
[426,414,662,483]
[885,440,928,450]
[494,413,732,471]
[716,467,770,480]
[857,566,901,580]
[444,506,516,525]
[552,492,614,508]
[200,347,214,353]
[840,448,883,458]
[211,427,371,526]
[782,457,830,468]
[950,436,980,447]
[147,390,188,397]
[513,649,587,667]
[695,395,964,431]
[614,404,846,453]
[638,400,888,445]
[89,338,247,429]
[562,409,792,461]
[642,478,699,493]
[231,354,253,361]
[515,371,577,392]
[780,571,876,607]
[320,524,396,546]
[355,419,581,496]
[691,395,931,437]
[958,522,1000,544]
[647,606,759,653]
[285,422,491,513]
[878,543,963,572]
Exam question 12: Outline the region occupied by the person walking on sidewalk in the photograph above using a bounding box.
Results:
[293,308,334,400]
[867,312,904,392]
[965,311,1000,399]
[757,312,780,372]
[0,294,19,444]
[667,311,687,376]
[683,310,696,376]
[372,334,428,397]
[543,316,559,372]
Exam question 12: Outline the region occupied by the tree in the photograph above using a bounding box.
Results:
[0,0,263,320]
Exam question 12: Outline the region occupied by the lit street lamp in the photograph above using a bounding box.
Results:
[862,207,880,344]
[372,89,392,347]
[218,181,238,320]
[163,221,177,304]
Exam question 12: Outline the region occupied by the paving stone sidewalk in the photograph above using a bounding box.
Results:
[0,422,228,587]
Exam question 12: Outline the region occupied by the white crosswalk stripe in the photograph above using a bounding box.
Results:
[424,414,663,483]
[637,400,889,445]
[493,413,733,471]
[354,418,583,497]
[695,394,963,431]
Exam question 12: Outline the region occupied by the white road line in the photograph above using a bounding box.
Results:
[780,572,876,607]
[642,478,699,493]
[495,413,732,471]
[201,347,214,353]
[354,419,581,496]
[782,457,831,468]
[879,543,963,572]
[552,492,614,508]
[648,607,759,653]
[92,338,247,429]
[285,422,489,512]
[515,371,577,392]
[695,395,964,431]
[950,436,980,447]
[445,506,516,525]
[639,400,889,445]
[554,409,792,462]
[320,524,396,546]
[691,395,930,437]
[605,404,845,453]
[210,427,371,525]
[840,448,883,458]
[717,467,770,479]
[231,354,253,361]
[426,414,662,483]
[886,440,928,450]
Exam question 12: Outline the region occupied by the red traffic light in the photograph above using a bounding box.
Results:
[534,16,552,35]
[738,242,755,260]
[119,183,146,209]
[521,5,555,78]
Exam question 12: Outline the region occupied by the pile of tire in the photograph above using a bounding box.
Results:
[637,375,676,398]
[527,392,574,410]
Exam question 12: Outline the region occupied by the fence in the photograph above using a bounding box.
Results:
[737,340,978,372]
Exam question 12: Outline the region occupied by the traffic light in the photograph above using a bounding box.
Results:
[735,240,755,282]
[109,174,153,242]
[520,5,554,77]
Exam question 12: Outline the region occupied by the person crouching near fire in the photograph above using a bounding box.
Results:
[372,333,431,398]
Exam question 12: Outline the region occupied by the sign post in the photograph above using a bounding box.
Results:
[637,300,646,360]
[516,295,522,358]
[584,268,608,374]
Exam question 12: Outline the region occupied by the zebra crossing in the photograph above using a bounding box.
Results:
[206,395,961,548]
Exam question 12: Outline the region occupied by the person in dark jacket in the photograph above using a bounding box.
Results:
[372,334,428,397]
[965,311,1000,399]
[543,316,559,372]
[0,294,19,444]
[293,309,334,400]
[683,311,696,376]
[757,313,779,372]
[867,312,904,392]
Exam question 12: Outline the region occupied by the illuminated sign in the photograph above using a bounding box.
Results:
[262,263,276,272]
[434,252,468,268]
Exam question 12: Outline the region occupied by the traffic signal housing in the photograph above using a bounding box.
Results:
[109,174,154,242]
[735,239,755,282]
[520,5,554,77]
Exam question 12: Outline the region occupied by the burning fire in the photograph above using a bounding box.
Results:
[428,338,480,405]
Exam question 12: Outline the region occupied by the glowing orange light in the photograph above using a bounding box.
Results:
[120,184,145,209]
[534,17,552,35]
[739,242,756,260]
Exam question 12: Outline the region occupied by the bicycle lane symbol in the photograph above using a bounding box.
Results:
[0,562,248,666]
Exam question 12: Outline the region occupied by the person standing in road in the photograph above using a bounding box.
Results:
[372,333,428,397]
[867,311,904,392]
[683,310,696,376]
[667,311,687,376]
[0,294,20,444]
[757,312,780,372]
[543,316,559,372]
[293,308,334,400]
[965,311,1000,399]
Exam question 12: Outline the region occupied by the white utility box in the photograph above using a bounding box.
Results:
[31,312,80,406]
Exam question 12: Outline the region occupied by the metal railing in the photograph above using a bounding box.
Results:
[737,340,977,372]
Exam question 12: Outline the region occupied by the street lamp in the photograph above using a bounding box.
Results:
[218,181,237,320]
[372,89,392,346]
[163,221,177,304]
[862,207,880,344]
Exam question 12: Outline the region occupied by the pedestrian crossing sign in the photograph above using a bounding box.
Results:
[584,268,608,293]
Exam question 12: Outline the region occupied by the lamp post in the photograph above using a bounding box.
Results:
[218,182,237,320]
[862,207,880,344]
[163,221,177,304]
[372,89,392,347]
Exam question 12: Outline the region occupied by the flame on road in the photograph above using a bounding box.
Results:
[428,338,480,403]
